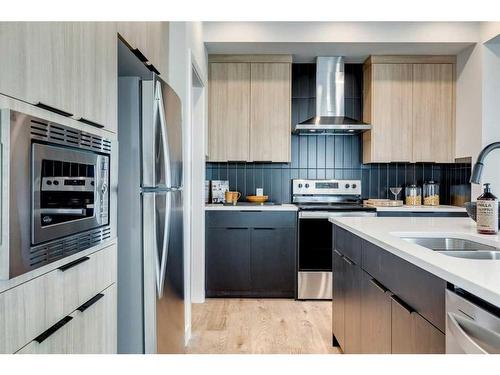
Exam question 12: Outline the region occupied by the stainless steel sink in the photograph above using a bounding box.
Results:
[438,251,500,260]
[400,237,500,260]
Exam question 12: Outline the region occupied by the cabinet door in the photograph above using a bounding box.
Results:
[205,227,252,295]
[332,250,345,349]
[391,295,414,354]
[412,64,454,162]
[363,63,413,163]
[250,63,291,162]
[0,23,29,102]
[391,295,445,354]
[70,284,117,354]
[17,285,116,354]
[250,227,295,297]
[412,312,445,354]
[73,22,117,132]
[343,256,362,354]
[361,272,391,353]
[208,63,251,162]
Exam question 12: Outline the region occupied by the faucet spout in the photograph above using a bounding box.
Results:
[470,142,500,184]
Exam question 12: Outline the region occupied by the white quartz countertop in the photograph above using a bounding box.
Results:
[373,205,466,212]
[205,203,298,211]
[329,216,500,307]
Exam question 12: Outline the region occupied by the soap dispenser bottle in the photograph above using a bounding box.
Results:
[476,183,498,234]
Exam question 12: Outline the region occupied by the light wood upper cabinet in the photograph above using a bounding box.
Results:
[363,56,455,163]
[0,22,118,132]
[208,63,251,162]
[363,63,413,163]
[208,55,292,162]
[250,63,291,162]
[73,22,118,132]
[117,22,168,77]
[412,64,454,163]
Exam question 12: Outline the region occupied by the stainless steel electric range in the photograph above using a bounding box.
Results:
[292,179,376,300]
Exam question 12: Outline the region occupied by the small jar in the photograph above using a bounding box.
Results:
[405,184,422,206]
[423,181,440,206]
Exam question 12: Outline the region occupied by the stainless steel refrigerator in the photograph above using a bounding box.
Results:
[117,72,185,354]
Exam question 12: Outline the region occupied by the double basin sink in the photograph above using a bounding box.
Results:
[400,237,500,260]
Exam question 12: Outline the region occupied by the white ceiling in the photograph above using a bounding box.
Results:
[205,42,475,63]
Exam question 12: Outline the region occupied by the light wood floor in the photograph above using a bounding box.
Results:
[187,298,341,354]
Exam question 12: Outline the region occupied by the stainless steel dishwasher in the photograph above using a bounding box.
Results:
[446,289,500,354]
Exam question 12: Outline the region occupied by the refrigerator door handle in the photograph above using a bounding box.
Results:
[156,190,171,298]
[155,81,172,189]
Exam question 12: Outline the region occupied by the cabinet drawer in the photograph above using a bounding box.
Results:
[362,240,446,331]
[334,225,362,264]
[17,284,116,354]
[0,244,116,353]
[206,211,297,228]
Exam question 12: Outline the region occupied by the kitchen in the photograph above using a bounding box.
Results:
[1,4,500,373]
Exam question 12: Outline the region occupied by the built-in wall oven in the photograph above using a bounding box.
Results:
[293,179,376,300]
[0,109,113,279]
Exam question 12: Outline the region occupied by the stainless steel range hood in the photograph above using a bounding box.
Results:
[292,57,371,134]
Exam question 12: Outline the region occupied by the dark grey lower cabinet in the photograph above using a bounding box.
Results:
[343,256,362,354]
[391,296,445,354]
[251,227,295,296]
[206,227,252,294]
[361,271,392,354]
[206,211,297,297]
[332,250,345,349]
[332,224,446,354]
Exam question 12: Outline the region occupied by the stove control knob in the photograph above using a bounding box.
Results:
[345,183,350,189]
[352,183,357,189]
[298,183,303,188]
[305,183,310,188]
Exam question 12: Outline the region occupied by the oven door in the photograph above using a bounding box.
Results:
[297,210,376,300]
[31,143,109,245]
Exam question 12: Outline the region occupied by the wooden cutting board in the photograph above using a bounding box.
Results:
[364,199,404,207]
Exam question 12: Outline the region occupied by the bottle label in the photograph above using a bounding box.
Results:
[477,200,499,233]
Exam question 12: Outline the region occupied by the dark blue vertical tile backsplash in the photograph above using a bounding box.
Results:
[206,63,471,205]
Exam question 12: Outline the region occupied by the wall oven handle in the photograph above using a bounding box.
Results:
[40,208,86,215]
[57,256,90,272]
[447,312,500,354]
[34,316,73,344]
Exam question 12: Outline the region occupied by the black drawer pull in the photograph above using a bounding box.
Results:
[390,294,414,314]
[35,102,73,117]
[333,249,343,257]
[243,210,263,213]
[254,227,275,230]
[78,117,105,129]
[34,316,73,344]
[58,256,90,272]
[77,293,104,312]
[369,278,388,293]
[226,227,248,230]
[147,63,160,75]
[342,256,354,266]
[132,48,148,62]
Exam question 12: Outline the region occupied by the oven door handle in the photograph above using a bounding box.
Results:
[299,211,377,219]
[39,208,87,215]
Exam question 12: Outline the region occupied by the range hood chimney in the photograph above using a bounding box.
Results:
[292,57,371,134]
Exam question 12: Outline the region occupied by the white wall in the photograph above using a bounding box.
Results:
[478,24,500,197]
[204,22,479,43]
[167,21,208,344]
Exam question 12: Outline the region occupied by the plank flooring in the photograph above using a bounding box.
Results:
[187,298,341,354]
